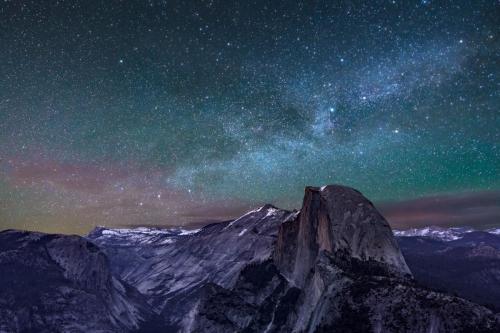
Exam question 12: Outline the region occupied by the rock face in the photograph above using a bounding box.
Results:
[95,204,297,329]
[275,185,411,286]
[87,226,197,279]
[3,184,500,332]
[0,230,161,333]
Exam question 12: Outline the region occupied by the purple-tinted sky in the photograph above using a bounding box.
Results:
[379,190,500,230]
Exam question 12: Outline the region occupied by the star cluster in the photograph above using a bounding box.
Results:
[0,1,498,233]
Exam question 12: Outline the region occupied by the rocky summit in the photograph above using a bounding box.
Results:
[275,185,411,287]
[2,185,499,332]
[0,230,162,333]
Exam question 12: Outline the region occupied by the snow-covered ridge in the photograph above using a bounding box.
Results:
[488,228,500,235]
[101,227,172,236]
[393,226,499,241]
[90,204,287,247]
[224,204,282,229]
[93,223,500,244]
[99,226,199,236]
[88,226,200,246]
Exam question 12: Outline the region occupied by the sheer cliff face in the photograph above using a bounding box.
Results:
[275,185,411,286]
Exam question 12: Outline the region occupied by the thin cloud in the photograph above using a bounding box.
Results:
[378,191,500,229]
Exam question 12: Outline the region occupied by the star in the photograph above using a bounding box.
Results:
[0,0,497,234]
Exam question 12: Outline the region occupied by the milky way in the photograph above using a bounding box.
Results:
[0,1,498,233]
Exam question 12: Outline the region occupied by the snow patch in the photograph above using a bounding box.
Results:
[394,226,478,241]
[178,228,200,236]
[225,207,261,229]
[264,207,279,218]
[487,228,500,235]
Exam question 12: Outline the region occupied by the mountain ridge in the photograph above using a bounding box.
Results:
[1,184,499,332]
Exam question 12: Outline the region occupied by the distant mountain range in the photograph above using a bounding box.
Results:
[394,226,500,241]
[1,185,499,332]
[394,226,500,312]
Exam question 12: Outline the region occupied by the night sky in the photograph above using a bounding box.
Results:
[0,1,499,234]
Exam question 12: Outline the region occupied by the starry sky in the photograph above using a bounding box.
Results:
[0,0,499,234]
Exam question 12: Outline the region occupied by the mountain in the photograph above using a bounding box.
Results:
[395,227,500,312]
[0,229,162,333]
[394,226,500,241]
[88,185,499,332]
[274,185,411,286]
[2,184,499,332]
[91,204,296,325]
[394,226,476,241]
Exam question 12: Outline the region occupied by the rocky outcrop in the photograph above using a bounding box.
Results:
[131,205,296,328]
[186,260,300,333]
[0,230,161,333]
[275,185,411,286]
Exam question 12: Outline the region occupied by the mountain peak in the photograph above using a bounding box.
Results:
[276,184,411,285]
[306,184,373,207]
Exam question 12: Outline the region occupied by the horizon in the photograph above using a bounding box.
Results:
[2,186,498,235]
